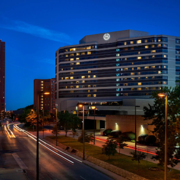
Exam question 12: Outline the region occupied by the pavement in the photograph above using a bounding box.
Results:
[0,122,126,180]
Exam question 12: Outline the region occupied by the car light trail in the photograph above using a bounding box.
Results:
[14,124,82,163]
[4,123,16,138]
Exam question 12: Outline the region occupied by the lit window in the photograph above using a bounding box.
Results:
[124,83,128,86]
[132,67,134,70]
[70,86,73,88]
[70,76,74,79]
[131,88,134,90]
[41,84,43,86]
[116,69,120,71]
[116,93,119,96]
[158,39,161,42]
[151,45,155,48]
[116,88,119,91]
[41,81,43,83]
[158,71,161,74]
[88,75,91,78]
[65,86,67,88]
[93,94,96,97]
[82,80,85,83]
[158,44,161,47]
[70,91,74,93]
[137,57,141,59]
[164,66,166,68]
[145,45,148,49]
[145,39,148,43]
[41,101,43,103]
[70,72,74,74]
[116,49,120,52]
[94,89,97,92]
[151,50,156,53]
[145,66,149,69]
[137,40,142,44]
[87,52,91,55]
[145,87,149,90]
[76,62,80,65]
[116,83,119,86]
[125,58,127,60]
[116,64,120,66]
[65,54,68,57]
[88,85,91,87]
[152,55,155,58]
[41,95,43,97]
[61,68,63,71]
[76,86,79,88]
[131,73,134,75]
[76,53,80,56]
[70,54,74,56]
[76,81,79,83]
[87,46,91,49]
[81,76,85,78]
[65,77,69,80]
[152,76,155,79]
[93,75,96,78]
[138,51,141,54]
[88,90,90,92]
[138,82,142,85]
[81,52,85,55]
[124,68,128,70]
[87,94,91,97]
[41,104,43,106]
[164,55,167,58]
[116,79,120,81]
[88,71,91,73]
[138,72,141,75]
[124,42,127,45]
[70,63,74,65]
[131,78,134,80]
[151,66,155,68]
[116,59,120,61]
[116,74,120,76]
[116,54,120,56]
[137,88,142,90]
[93,85,96,87]
[70,58,74,61]
[130,41,134,44]
[76,58,79,60]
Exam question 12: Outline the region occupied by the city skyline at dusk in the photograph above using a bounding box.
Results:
[1,0,180,110]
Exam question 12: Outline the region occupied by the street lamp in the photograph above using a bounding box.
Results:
[37,91,50,180]
[91,106,97,144]
[135,105,140,157]
[158,93,168,180]
[55,104,58,146]
[78,103,85,160]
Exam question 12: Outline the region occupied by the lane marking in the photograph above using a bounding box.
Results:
[12,153,28,169]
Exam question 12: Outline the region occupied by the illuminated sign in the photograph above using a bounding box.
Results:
[103,33,110,41]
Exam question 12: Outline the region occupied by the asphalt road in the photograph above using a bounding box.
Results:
[1,124,125,180]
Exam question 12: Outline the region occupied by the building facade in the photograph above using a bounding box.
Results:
[0,40,5,113]
[34,78,55,113]
[55,30,180,124]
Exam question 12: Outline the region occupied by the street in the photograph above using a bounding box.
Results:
[0,122,126,180]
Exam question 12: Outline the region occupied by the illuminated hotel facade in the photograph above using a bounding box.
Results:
[55,30,180,115]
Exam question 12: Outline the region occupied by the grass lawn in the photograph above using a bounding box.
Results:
[46,135,180,180]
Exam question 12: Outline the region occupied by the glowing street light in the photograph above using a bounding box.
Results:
[91,106,97,144]
[36,91,50,180]
[158,93,167,180]
[78,104,85,160]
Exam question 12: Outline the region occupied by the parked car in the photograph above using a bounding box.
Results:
[102,129,112,136]
[121,131,135,141]
[108,130,121,138]
[138,134,156,145]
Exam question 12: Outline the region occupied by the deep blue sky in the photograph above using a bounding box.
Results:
[0,0,180,110]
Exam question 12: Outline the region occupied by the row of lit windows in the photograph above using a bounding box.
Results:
[61,75,97,80]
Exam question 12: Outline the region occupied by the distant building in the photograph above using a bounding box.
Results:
[34,78,55,113]
[0,40,5,113]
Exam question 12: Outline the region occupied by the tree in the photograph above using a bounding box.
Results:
[78,131,94,143]
[52,125,59,136]
[102,137,118,159]
[143,85,180,168]
[57,111,81,137]
[117,135,127,154]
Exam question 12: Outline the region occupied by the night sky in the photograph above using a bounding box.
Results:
[0,0,180,110]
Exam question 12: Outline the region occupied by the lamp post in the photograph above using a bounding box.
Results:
[158,93,168,180]
[135,105,140,157]
[36,91,50,180]
[55,104,58,146]
[78,104,85,160]
[91,106,97,144]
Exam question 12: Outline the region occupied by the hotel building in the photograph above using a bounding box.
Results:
[0,40,5,113]
[34,78,55,113]
[55,30,180,122]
